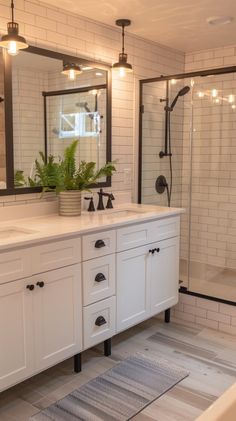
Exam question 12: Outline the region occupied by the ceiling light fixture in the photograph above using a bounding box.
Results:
[61,63,82,80]
[112,19,133,77]
[0,0,28,56]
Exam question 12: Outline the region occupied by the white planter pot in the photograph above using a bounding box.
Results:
[58,191,82,216]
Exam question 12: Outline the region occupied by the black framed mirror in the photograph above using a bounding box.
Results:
[1,46,111,195]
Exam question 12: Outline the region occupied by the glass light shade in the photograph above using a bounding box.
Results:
[112,53,133,77]
[0,22,28,56]
[61,63,82,80]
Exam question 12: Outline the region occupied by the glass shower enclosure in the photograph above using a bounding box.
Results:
[139,67,236,304]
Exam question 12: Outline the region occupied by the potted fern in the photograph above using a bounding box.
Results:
[29,140,116,216]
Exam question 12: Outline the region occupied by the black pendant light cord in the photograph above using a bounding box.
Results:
[11,0,14,22]
[122,24,125,54]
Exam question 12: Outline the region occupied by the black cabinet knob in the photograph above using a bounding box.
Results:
[149,249,153,253]
[95,239,106,249]
[26,284,34,291]
[36,281,45,288]
[95,315,107,326]
[156,248,160,253]
[95,273,106,283]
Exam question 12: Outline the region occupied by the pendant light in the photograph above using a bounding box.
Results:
[61,63,82,80]
[112,19,133,77]
[0,0,28,56]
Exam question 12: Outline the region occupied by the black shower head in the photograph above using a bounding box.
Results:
[169,85,190,111]
[76,101,91,113]
[178,86,190,96]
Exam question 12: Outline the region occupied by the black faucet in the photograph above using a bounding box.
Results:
[97,188,106,210]
[97,189,115,210]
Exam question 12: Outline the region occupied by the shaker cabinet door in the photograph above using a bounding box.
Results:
[33,264,82,371]
[116,245,151,332]
[150,237,179,316]
[0,279,33,392]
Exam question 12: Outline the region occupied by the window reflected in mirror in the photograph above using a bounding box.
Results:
[0,51,6,189]
[46,88,106,171]
[11,50,108,188]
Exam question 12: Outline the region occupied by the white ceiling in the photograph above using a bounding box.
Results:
[41,0,236,52]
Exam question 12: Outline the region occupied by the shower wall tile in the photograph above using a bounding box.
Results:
[169,293,236,335]
[181,46,236,287]
[0,0,184,204]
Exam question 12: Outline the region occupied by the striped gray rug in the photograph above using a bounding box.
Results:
[31,354,189,421]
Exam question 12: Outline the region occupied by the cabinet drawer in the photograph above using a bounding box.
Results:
[82,230,116,261]
[117,216,180,252]
[0,248,31,284]
[32,238,81,274]
[149,216,180,243]
[82,255,115,306]
[83,296,116,349]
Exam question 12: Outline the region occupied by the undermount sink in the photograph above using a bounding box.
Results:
[0,227,38,240]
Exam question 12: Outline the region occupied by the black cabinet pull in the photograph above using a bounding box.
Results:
[149,248,160,254]
[95,316,107,326]
[26,284,34,291]
[36,281,45,288]
[95,273,106,283]
[95,239,106,249]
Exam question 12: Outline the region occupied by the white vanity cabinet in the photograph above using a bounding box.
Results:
[116,216,180,332]
[0,241,82,392]
[0,208,182,393]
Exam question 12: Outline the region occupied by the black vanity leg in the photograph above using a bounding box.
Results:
[104,338,111,356]
[165,308,171,323]
[74,353,82,373]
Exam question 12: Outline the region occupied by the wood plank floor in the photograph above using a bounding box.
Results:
[0,318,236,420]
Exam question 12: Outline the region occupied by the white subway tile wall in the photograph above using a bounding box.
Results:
[176,46,236,332]
[0,0,184,206]
[171,293,236,335]
[0,1,235,333]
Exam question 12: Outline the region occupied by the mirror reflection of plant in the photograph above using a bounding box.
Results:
[29,140,116,193]
[14,170,26,187]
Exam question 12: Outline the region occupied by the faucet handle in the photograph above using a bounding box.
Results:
[106,193,115,209]
[84,196,95,212]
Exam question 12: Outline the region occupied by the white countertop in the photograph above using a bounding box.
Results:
[0,203,184,251]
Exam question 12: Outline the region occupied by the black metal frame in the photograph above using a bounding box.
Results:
[139,65,236,305]
[1,45,112,195]
[138,65,236,203]
[180,286,236,306]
